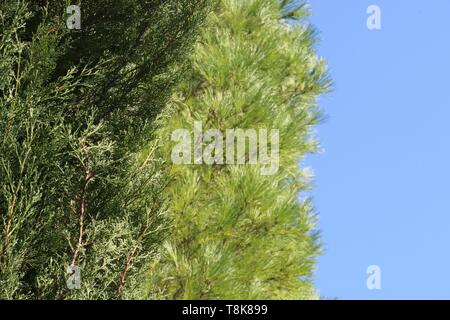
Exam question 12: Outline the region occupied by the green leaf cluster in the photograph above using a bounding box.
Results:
[0,0,211,299]
[145,0,330,299]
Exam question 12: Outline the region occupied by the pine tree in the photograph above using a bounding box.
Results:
[0,0,212,299]
[145,0,331,299]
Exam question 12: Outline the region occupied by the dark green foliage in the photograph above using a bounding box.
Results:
[0,0,211,299]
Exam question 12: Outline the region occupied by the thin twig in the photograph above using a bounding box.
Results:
[117,246,138,295]
[70,165,93,266]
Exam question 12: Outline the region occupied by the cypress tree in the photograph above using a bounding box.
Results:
[0,0,211,299]
[146,0,331,299]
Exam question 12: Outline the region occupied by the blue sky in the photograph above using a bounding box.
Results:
[304,0,450,299]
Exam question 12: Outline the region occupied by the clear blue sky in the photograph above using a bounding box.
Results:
[304,0,450,299]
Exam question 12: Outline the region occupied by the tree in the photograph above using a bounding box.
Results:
[145,0,331,299]
[0,0,211,299]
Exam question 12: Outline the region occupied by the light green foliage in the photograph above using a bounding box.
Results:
[146,0,331,299]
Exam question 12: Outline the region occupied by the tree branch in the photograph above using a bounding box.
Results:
[117,246,138,295]
[70,164,93,266]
